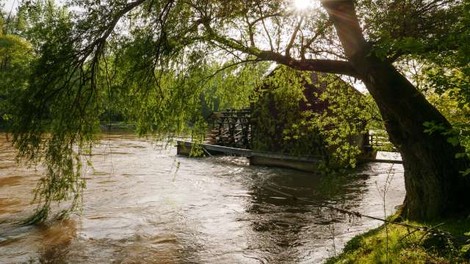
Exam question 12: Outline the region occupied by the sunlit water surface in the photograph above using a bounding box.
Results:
[0,133,405,263]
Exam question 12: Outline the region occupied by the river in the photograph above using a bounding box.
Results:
[0,133,405,263]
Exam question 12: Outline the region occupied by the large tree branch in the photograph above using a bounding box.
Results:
[301,20,333,57]
[257,51,360,78]
[285,17,303,57]
[84,0,148,57]
[244,15,256,47]
[253,4,280,51]
[202,20,360,78]
[321,0,367,60]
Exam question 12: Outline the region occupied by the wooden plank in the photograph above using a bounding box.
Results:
[177,141,252,157]
[252,151,321,163]
[249,154,320,172]
[178,141,403,170]
[202,144,252,157]
[359,158,403,164]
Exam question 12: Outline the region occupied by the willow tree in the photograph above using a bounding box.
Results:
[11,0,470,221]
[0,34,34,125]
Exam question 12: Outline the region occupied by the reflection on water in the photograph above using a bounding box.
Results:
[0,133,405,263]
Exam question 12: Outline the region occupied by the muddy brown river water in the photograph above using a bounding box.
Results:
[0,133,405,263]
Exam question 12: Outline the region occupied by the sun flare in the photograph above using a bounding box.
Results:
[293,0,315,11]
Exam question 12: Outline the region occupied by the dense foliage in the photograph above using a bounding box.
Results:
[0,34,33,127]
[252,66,370,168]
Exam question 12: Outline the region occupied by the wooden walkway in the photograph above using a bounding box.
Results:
[177,141,402,173]
[177,141,252,157]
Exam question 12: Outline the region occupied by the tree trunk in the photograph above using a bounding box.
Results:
[361,56,470,220]
[323,0,470,220]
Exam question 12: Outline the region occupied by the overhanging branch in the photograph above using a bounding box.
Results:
[202,18,361,78]
[84,0,148,57]
[257,51,361,78]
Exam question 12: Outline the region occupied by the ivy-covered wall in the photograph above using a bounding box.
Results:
[251,66,371,168]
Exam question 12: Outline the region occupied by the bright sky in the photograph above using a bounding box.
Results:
[1,0,316,16]
[2,0,18,14]
[293,0,318,10]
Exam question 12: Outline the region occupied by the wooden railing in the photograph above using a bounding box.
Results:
[206,109,252,149]
[368,133,396,151]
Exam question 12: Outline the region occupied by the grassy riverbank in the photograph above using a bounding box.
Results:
[327,216,470,263]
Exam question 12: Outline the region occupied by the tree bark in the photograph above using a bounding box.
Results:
[322,0,470,220]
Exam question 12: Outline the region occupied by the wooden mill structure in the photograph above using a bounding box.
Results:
[177,67,401,171]
[177,107,401,173]
[205,109,252,149]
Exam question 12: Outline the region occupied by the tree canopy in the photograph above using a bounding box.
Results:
[0,33,33,124]
[3,0,470,221]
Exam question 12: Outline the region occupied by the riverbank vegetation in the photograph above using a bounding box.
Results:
[327,215,470,263]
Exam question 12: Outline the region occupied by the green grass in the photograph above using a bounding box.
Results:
[326,216,470,264]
